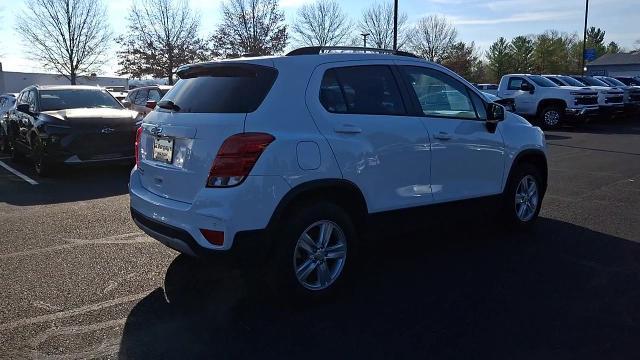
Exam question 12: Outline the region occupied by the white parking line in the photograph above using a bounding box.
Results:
[0,160,38,185]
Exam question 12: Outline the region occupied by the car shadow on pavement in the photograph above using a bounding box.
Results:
[119,217,640,360]
[0,164,131,206]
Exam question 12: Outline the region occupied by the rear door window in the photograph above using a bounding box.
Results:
[508,78,526,90]
[327,65,406,115]
[148,89,162,102]
[320,69,348,113]
[133,89,148,105]
[162,64,278,113]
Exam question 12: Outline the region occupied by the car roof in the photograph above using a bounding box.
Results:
[132,85,172,91]
[33,85,106,91]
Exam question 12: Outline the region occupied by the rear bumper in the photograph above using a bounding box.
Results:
[129,167,290,255]
[131,208,271,262]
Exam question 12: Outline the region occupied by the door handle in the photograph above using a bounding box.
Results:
[334,124,362,134]
[433,132,452,140]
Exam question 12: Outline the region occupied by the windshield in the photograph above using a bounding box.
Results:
[602,77,626,87]
[39,89,123,111]
[559,76,587,87]
[545,77,564,86]
[576,76,609,87]
[529,75,558,87]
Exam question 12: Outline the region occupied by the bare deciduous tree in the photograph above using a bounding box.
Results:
[409,15,458,63]
[15,0,112,84]
[359,2,408,49]
[292,0,352,47]
[116,0,209,85]
[212,0,288,56]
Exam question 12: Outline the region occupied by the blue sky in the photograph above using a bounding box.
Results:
[0,0,638,75]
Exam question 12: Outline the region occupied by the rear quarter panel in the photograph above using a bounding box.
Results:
[244,57,344,188]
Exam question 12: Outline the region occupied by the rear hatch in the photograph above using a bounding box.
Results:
[137,62,277,204]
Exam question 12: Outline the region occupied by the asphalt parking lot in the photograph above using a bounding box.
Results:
[1,118,639,359]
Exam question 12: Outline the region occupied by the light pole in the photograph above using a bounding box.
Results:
[393,0,398,51]
[581,0,590,75]
[361,33,370,48]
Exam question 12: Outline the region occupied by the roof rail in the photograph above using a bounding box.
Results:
[286,46,419,58]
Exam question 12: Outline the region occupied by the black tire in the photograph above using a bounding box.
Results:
[9,137,24,163]
[502,163,544,228]
[539,106,563,130]
[269,202,357,301]
[0,135,8,154]
[32,137,55,177]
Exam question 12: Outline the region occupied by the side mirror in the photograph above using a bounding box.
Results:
[121,100,131,108]
[145,100,157,109]
[16,103,31,113]
[485,103,505,133]
[520,82,534,93]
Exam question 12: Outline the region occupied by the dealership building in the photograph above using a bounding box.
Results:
[0,62,128,94]
[586,51,640,77]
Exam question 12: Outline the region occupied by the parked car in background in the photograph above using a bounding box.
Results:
[482,92,516,112]
[122,85,172,118]
[0,93,18,153]
[109,90,128,103]
[544,75,625,118]
[6,85,139,176]
[130,47,548,298]
[475,83,499,95]
[614,76,640,86]
[588,75,640,114]
[497,74,599,129]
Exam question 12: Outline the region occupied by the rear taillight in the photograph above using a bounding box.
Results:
[135,126,143,167]
[206,132,275,188]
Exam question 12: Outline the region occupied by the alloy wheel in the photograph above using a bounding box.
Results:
[544,110,560,126]
[293,220,347,291]
[515,175,539,222]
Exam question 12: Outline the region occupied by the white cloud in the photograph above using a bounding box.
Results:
[449,10,580,26]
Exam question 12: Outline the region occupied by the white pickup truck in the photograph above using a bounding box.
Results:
[544,75,625,118]
[497,74,599,129]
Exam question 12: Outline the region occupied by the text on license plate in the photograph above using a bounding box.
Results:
[153,137,174,164]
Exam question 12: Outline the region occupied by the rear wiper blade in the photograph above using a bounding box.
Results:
[157,100,181,112]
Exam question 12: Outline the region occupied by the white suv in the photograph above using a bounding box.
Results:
[130,47,548,297]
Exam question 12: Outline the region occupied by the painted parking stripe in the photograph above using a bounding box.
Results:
[0,160,38,185]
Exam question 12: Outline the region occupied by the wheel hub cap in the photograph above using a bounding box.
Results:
[544,111,560,125]
[515,175,539,222]
[293,220,347,291]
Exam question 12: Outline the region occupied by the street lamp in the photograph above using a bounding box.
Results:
[393,0,398,51]
[581,0,590,75]
[361,33,370,48]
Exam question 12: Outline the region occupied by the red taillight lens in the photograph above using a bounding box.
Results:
[206,132,275,187]
[135,126,143,167]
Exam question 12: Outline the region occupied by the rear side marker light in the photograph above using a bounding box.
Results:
[206,132,275,188]
[200,229,224,246]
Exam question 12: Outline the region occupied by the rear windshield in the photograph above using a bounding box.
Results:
[39,89,123,111]
[162,64,278,113]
